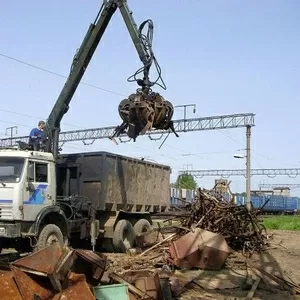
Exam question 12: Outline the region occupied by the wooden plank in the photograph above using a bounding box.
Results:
[245,277,261,299]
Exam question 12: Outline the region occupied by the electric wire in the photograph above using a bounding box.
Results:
[0,53,125,97]
[0,108,82,129]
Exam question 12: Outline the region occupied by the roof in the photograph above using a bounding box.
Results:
[0,148,55,162]
[273,187,290,190]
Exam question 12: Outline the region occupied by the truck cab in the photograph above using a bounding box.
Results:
[0,148,59,251]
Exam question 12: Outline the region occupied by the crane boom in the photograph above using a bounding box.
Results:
[44,0,176,157]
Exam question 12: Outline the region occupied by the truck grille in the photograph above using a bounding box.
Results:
[0,206,13,220]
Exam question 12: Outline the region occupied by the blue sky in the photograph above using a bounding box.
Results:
[1,0,300,193]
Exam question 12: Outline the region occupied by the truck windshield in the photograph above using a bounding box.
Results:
[0,157,25,183]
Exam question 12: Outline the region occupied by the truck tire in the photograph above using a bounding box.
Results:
[36,224,64,251]
[133,219,152,236]
[113,219,135,253]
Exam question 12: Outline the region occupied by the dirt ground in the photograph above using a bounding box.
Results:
[1,230,299,299]
[105,230,300,300]
[176,230,300,300]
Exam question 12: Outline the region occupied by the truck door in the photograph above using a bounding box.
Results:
[23,161,53,221]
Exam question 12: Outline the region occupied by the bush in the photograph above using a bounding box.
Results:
[263,216,300,231]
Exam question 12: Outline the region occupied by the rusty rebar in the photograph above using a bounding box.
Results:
[179,188,268,252]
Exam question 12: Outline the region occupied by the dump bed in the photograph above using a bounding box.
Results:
[56,151,171,212]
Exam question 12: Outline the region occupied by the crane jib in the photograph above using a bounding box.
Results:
[41,0,175,157]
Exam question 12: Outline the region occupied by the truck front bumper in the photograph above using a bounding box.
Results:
[0,223,21,238]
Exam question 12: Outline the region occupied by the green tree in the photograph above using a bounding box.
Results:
[174,174,197,190]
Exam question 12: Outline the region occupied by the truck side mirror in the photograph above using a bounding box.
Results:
[26,182,35,192]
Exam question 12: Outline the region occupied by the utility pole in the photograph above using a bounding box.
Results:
[174,104,196,131]
[245,125,251,210]
[6,126,18,146]
[181,125,253,210]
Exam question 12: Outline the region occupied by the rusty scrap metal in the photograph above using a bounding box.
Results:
[114,91,178,141]
[122,270,164,300]
[11,266,54,300]
[52,278,95,300]
[180,188,268,252]
[11,244,64,275]
[0,244,110,300]
[135,273,163,300]
[110,272,157,300]
[0,272,23,300]
[11,243,74,292]
[169,228,230,270]
[73,249,107,284]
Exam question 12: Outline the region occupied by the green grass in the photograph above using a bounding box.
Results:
[263,216,300,231]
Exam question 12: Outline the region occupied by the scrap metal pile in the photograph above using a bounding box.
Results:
[180,188,268,252]
[0,244,107,300]
[1,237,200,300]
[0,242,183,300]
[0,223,297,299]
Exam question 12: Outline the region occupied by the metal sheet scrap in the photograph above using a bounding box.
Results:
[11,243,74,292]
[52,278,95,300]
[0,272,23,300]
[73,249,107,284]
[11,243,64,275]
[0,244,109,300]
[11,266,54,300]
[169,228,230,270]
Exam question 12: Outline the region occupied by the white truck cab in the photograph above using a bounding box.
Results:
[0,148,56,221]
[0,148,58,249]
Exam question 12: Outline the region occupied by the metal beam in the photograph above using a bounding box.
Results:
[179,168,300,178]
[0,113,255,147]
[259,183,300,189]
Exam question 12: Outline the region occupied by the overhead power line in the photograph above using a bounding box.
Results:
[180,168,300,178]
[0,53,125,97]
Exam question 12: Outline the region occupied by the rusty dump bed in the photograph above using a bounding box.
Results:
[56,151,171,212]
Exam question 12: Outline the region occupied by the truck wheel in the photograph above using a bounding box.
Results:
[36,224,64,251]
[113,219,135,253]
[133,219,152,236]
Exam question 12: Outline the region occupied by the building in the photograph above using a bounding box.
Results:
[273,187,290,196]
[214,179,229,194]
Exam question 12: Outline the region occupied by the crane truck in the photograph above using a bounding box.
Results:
[0,0,175,253]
